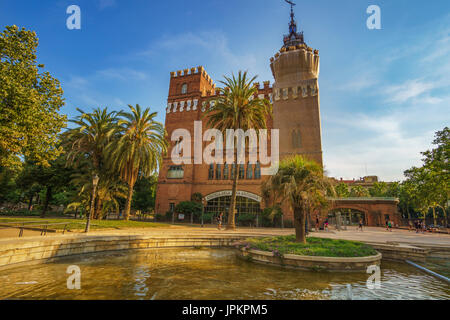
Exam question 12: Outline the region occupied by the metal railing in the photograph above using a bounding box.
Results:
[0,221,94,237]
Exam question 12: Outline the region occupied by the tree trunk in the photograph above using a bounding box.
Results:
[74,207,78,219]
[124,183,134,221]
[28,194,33,211]
[433,207,437,226]
[227,169,239,230]
[41,186,52,218]
[293,206,306,244]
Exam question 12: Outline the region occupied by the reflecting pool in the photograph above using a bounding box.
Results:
[0,248,448,300]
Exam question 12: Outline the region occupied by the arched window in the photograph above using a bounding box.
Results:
[255,161,261,179]
[181,83,188,94]
[215,164,221,180]
[223,163,229,180]
[167,165,184,179]
[246,162,253,179]
[208,164,214,180]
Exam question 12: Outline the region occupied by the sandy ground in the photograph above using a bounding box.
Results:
[0,223,449,247]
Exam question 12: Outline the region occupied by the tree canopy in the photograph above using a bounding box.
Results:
[0,25,66,167]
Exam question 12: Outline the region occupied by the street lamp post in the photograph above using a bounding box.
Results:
[201,198,205,228]
[85,174,99,233]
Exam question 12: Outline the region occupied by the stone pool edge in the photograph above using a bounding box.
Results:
[0,234,247,271]
[236,247,382,272]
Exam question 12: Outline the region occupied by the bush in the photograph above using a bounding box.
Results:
[175,201,202,220]
[261,206,283,227]
[237,213,256,226]
[201,212,215,223]
[242,235,378,257]
[165,211,173,221]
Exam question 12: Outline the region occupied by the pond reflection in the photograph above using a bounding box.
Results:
[0,248,448,300]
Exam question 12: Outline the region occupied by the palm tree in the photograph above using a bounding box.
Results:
[65,108,118,173]
[262,155,333,243]
[205,71,271,230]
[64,108,118,230]
[350,185,370,198]
[107,104,168,220]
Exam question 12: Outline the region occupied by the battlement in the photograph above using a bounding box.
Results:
[253,81,272,90]
[170,66,215,87]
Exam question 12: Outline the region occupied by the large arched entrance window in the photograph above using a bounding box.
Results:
[204,191,262,220]
[205,196,261,216]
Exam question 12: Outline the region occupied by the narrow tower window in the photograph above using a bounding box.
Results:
[208,164,214,180]
[215,164,221,180]
[181,83,188,94]
[246,162,253,179]
[223,163,229,180]
[255,161,261,179]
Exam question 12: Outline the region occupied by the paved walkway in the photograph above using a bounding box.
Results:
[1,224,449,248]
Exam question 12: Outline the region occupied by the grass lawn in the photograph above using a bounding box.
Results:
[242,235,378,258]
[0,217,169,231]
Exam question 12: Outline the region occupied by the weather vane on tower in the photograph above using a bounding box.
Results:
[283,0,305,47]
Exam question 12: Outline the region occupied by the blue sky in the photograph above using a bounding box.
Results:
[1,0,449,181]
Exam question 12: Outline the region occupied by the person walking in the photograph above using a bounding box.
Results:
[388,220,392,232]
[358,219,364,232]
[324,218,329,232]
[315,215,320,232]
[217,212,223,230]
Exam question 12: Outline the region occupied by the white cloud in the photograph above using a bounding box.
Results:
[136,31,260,75]
[383,79,437,104]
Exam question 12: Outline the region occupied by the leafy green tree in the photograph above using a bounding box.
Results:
[262,155,333,243]
[132,175,158,213]
[0,25,66,167]
[16,155,74,217]
[107,104,167,220]
[175,201,202,224]
[369,182,389,197]
[335,183,350,197]
[205,71,271,230]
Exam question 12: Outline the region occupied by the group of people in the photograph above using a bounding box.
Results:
[314,215,329,232]
[385,220,393,232]
[410,220,426,233]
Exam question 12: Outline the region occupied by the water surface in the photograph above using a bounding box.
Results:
[0,248,448,300]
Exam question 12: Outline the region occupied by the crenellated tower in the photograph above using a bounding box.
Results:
[270,2,323,166]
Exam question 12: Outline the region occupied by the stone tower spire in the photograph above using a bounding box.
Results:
[270,1,323,166]
[283,0,305,48]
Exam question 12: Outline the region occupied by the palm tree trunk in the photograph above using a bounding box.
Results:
[293,206,306,243]
[227,170,239,230]
[124,183,134,221]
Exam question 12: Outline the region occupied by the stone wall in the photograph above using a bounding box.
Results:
[236,248,382,272]
[0,234,246,271]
